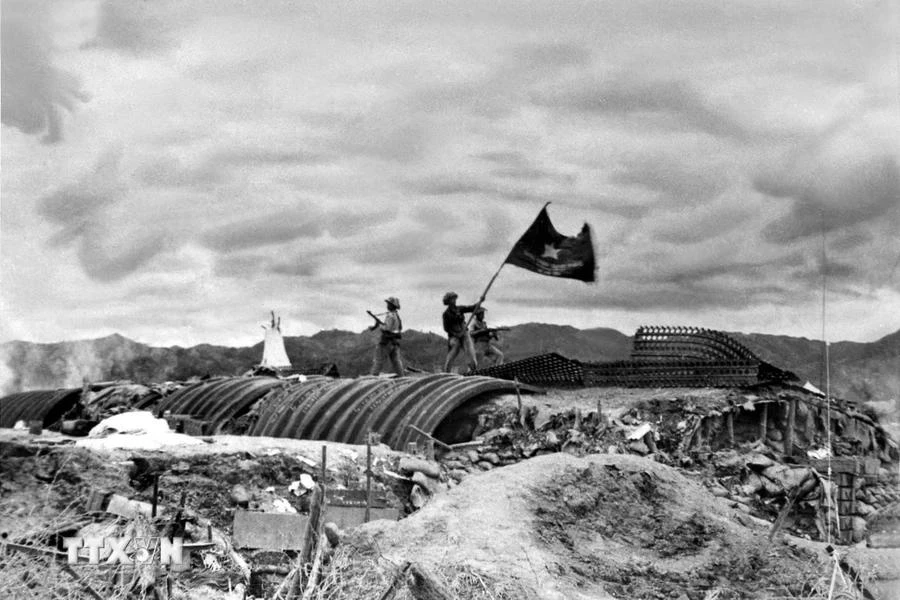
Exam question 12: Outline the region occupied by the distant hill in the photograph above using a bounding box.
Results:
[1,326,897,422]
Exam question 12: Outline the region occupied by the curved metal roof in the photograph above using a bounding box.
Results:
[156,377,289,434]
[248,373,534,448]
[0,388,83,428]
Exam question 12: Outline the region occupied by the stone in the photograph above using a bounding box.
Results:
[482,452,501,465]
[767,429,783,442]
[410,485,428,508]
[741,473,764,496]
[545,431,559,446]
[855,501,876,517]
[732,501,752,514]
[746,453,775,470]
[323,522,343,547]
[443,460,465,470]
[476,461,494,471]
[762,465,812,491]
[628,440,649,455]
[230,484,251,507]
[466,450,480,463]
[448,469,467,483]
[398,457,441,478]
[709,484,730,498]
[850,516,867,542]
[411,471,443,495]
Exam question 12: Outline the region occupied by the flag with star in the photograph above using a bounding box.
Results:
[504,204,596,282]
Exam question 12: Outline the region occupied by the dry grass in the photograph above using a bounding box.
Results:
[305,544,535,600]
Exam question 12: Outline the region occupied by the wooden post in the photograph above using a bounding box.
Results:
[407,562,454,600]
[365,433,372,523]
[759,403,768,442]
[151,474,159,518]
[320,445,327,484]
[726,412,735,447]
[514,377,523,425]
[574,408,582,431]
[378,562,412,600]
[805,402,815,443]
[783,399,797,457]
[595,397,603,426]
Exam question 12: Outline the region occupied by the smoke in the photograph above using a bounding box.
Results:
[0,336,142,394]
[0,0,88,143]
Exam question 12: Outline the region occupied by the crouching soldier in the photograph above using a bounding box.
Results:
[470,306,505,366]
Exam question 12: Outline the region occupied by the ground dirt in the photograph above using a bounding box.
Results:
[1,387,896,600]
[344,453,842,600]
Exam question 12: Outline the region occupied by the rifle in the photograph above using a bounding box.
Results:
[471,326,509,340]
[367,310,385,330]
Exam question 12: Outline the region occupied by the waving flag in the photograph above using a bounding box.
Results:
[505,205,596,282]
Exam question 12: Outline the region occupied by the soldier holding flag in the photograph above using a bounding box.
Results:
[441,291,480,373]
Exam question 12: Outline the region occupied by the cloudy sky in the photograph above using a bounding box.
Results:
[2,0,899,348]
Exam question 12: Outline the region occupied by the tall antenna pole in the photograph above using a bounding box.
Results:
[821,214,833,545]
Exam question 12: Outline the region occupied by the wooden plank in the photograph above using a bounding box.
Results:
[326,506,400,530]
[326,488,388,508]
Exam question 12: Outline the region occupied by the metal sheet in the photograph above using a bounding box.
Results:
[244,373,535,449]
[0,388,82,428]
[232,510,309,550]
[156,377,286,433]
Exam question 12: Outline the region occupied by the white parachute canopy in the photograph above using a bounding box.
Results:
[261,311,292,368]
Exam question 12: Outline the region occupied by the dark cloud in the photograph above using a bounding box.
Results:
[269,260,318,278]
[829,231,872,252]
[410,205,464,231]
[507,43,591,71]
[135,155,224,188]
[77,234,169,282]
[324,210,398,239]
[36,147,169,281]
[758,153,900,244]
[475,151,529,165]
[199,212,325,252]
[212,148,332,167]
[409,176,491,197]
[359,228,438,265]
[611,153,728,205]
[82,0,184,54]
[532,76,749,140]
[1,1,88,143]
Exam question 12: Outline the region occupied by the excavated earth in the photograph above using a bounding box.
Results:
[1,384,898,600]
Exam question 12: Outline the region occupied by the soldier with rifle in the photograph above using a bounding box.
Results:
[470,306,507,367]
[368,296,404,376]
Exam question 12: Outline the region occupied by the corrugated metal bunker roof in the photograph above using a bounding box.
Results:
[148,373,537,449]
[0,388,83,428]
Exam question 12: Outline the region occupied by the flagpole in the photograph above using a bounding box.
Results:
[465,255,509,328]
[465,202,551,327]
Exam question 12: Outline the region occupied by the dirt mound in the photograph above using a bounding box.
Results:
[347,452,828,600]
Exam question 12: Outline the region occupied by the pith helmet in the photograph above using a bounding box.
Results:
[474,306,486,314]
[385,297,401,309]
[442,291,458,305]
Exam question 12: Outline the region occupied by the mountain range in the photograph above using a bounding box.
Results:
[1,325,897,425]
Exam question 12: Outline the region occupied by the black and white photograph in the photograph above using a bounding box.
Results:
[1,1,899,598]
